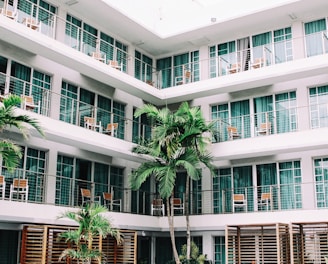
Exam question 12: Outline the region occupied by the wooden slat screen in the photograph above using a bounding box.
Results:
[20,225,137,264]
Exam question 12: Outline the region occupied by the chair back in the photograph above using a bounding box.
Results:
[92,52,102,59]
[81,188,91,199]
[260,122,271,130]
[103,192,113,201]
[228,126,238,134]
[185,71,191,78]
[233,194,245,202]
[261,192,271,200]
[21,95,34,105]
[0,176,4,185]
[108,60,119,68]
[84,117,95,125]
[173,198,182,206]
[13,178,28,188]
[106,123,118,130]
[153,199,163,206]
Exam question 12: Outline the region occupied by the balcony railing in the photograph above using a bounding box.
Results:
[2,68,328,144]
[0,170,323,216]
[1,0,328,89]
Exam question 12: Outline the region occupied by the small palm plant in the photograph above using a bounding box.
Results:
[58,203,122,264]
[0,94,44,172]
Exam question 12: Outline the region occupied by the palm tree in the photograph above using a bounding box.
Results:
[0,94,44,172]
[129,102,214,263]
[58,203,122,264]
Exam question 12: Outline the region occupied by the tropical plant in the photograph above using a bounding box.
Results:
[178,241,206,264]
[0,94,44,172]
[58,203,122,264]
[129,102,214,263]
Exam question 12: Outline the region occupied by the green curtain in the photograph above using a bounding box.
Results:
[191,50,200,81]
[112,101,125,139]
[231,100,250,138]
[79,88,95,128]
[275,91,297,133]
[279,161,301,210]
[94,162,109,197]
[211,104,229,142]
[97,95,112,131]
[157,57,172,88]
[305,19,327,57]
[213,168,232,213]
[10,61,31,95]
[233,166,253,212]
[100,32,114,61]
[56,155,74,206]
[256,163,277,209]
[115,40,128,72]
[174,53,189,84]
[254,95,273,130]
[32,70,51,114]
[252,31,272,64]
[60,81,78,124]
[110,166,124,200]
[82,23,97,55]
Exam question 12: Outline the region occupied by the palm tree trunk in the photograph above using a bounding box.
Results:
[167,198,180,264]
[185,175,191,260]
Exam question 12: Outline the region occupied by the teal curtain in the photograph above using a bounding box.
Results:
[115,40,128,72]
[56,155,74,206]
[305,19,327,57]
[110,166,124,204]
[231,100,250,138]
[252,32,272,64]
[309,86,328,128]
[157,57,172,89]
[26,148,46,203]
[211,104,229,142]
[10,61,31,95]
[213,168,232,213]
[75,159,92,205]
[214,236,226,264]
[254,95,273,130]
[100,32,114,61]
[174,53,189,84]
[274,27,292,63]
[191,50,200,81]
[97,95,112,131]
[113,101,125,139]
[233,166,253,212]
[65,14,82,49]
[314,158,328,208]
[275,91,297,133]
[83,23,97,55]
[94,162,109,197]
[79,88,95,128]
[32,70,51,114]
[279,161,302,210]
[135,51,153,82]
[256,163,277,209]
[60,81,78,124]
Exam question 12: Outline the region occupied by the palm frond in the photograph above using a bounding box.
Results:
[0,140,22,172]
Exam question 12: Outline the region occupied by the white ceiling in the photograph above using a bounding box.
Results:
[59,0,328,56]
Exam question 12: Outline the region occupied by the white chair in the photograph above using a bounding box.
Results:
[173,198,184,215]
[232,194,247,213]
[227,126,241,140]
[103,191,122,212]
[23,17,40,31]
[0,8,17,21]
[9,178,28,202]
[0,175,5,199]
[251,57,265,69]
[256,122,271,136]
[151,198,165,216]
[108,60,122,70]
[227,63,241,74]
[80,188,101,205]
[91,51,106,63]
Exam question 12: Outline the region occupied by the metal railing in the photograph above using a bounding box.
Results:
[0,170,324,216]
[2,0,328,89]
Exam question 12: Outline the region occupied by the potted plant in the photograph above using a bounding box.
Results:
[58,203,122,264]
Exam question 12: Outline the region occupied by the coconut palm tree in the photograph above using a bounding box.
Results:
[0,94,44,172]
[129,102,214,263]
[58,203,122,264]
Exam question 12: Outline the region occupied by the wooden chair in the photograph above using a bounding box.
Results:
[258,192,272,211]
[251,57,265,69]
[23,17,40,31]
[256,122,271,136]
[173,198,184,215]
[108,60,121,70]
[104,123,118,136]
[232,194,247,213]
[91,51,106,63]
[103,191,122,212]
[0,8,17,20]
[227,126,240,140]
[227,63,241,74]
[0,176,5,199]
[9,178,28,202]
[151,198,165,216]
[84,116,102,132]
[21,95,40,113]
[80,188,101,205]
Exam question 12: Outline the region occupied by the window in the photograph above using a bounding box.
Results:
[314,157,328,208]
[135,51,153,82]
[275,91,297,133]
[60,81,78,124]
[309,85,328,128]
[213,168,232,213]
[132,109,152,144]
[274,27,293,63]
[214,236,225,264]
[305,18,328,57]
